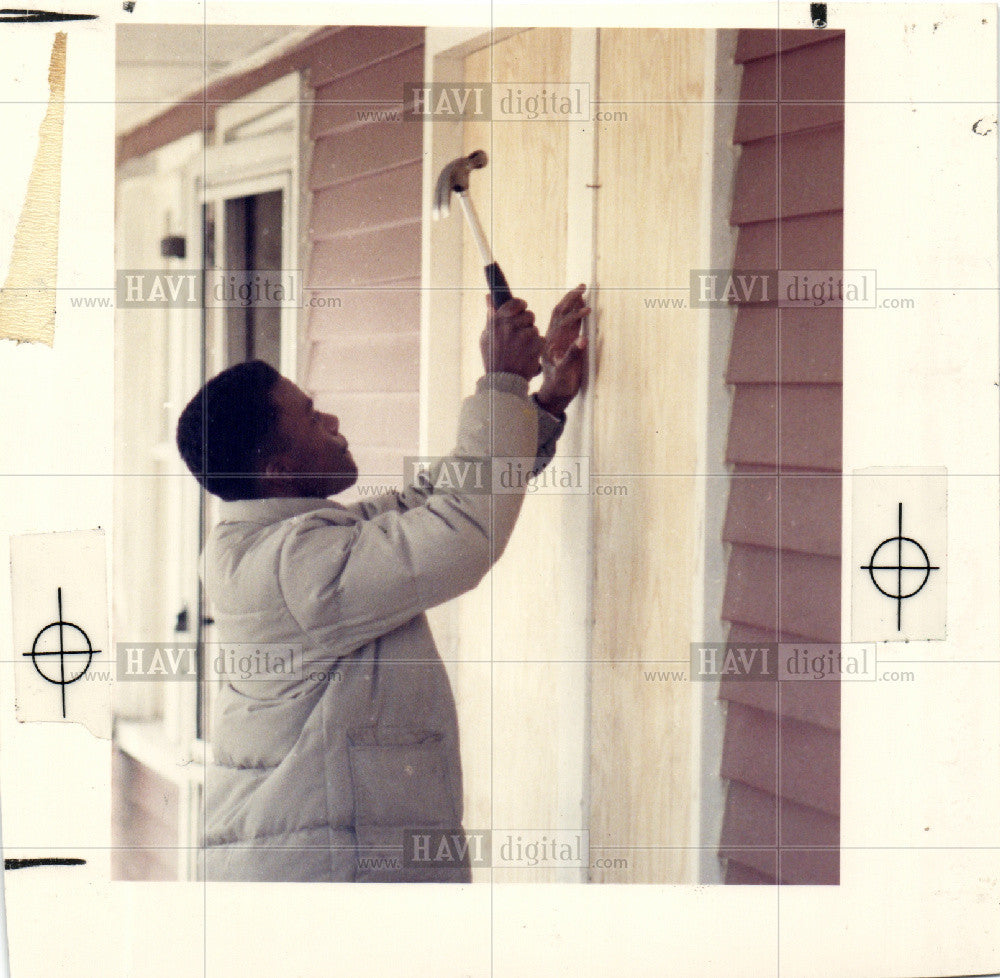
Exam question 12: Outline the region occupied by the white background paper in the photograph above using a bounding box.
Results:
[0,3,998,977]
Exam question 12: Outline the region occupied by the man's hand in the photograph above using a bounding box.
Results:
[481,296,545,381]
[535,284,590,415]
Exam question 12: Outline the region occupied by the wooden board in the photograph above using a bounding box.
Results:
[588,28,709,883]
[457,27,574,884]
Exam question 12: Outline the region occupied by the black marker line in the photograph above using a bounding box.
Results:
[0,8,97,20]
[4,857,86,870]
[898,503,903,630]
[58,586,66,717]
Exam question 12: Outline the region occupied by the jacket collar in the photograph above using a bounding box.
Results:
[218,496,347,526]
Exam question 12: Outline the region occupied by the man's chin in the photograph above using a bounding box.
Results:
[327,465,359,496]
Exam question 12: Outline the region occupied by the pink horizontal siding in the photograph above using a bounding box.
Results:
[304,27,425,488]
[310,46,423,136]
[734,36,845,142]
[310,161,422,237]
[731,125,844,224]
[309,121,421,191]
[308,26,422,90]
[727,305,842,385]
[720,781,839,884]
[733,211,843,270]
[735,28,840,64]
[719,29,844,885]
[721,544,841,642]
[719,621,841,729]
[305,331,419,393]
[720,678,841,734]
[724,860,775,885]
[305,280,421,340]
[308,222,421,288]
[720,702,840,816]
[723,473,841,556]
[725,385,842,471]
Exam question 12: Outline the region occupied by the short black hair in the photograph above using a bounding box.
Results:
[176,359,284,501]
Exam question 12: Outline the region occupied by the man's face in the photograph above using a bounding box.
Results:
[262,377,358,497]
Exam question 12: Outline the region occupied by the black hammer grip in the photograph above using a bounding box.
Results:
[485,262,513,308]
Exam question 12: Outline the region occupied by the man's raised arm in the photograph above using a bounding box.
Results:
[275,296,570,655]
[346,285,588,521]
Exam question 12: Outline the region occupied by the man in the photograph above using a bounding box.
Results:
[175,287,588,881]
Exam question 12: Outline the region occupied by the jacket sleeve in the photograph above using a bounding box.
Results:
[276,373,539,657]
[344,385,567,521]
[529,394,567,477]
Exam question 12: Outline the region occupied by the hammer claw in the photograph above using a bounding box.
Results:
[432,149,513,307]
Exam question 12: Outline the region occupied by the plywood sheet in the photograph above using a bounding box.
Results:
[455,28,574,884]
[589,28,709,884]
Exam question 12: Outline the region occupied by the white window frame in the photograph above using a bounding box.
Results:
[197,71,303,383]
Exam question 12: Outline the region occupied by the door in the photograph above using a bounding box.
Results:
[222,188,284,368]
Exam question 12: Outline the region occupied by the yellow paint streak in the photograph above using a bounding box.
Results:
[0,32,67,345]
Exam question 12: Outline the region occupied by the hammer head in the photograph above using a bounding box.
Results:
[432,150,488,219]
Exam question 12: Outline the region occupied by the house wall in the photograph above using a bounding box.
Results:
[718,28,845,885]
[117,26,426,487]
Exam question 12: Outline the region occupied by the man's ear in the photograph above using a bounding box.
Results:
[258,450,294,496]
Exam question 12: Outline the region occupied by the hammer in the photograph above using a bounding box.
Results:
[432,150,513,308]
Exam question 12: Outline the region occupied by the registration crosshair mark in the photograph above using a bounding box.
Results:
[22,587,102,718]
[860,502,939,631]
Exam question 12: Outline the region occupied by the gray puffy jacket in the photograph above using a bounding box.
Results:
[201,373,564,881]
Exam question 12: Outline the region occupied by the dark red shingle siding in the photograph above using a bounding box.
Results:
[719,28,844,885]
